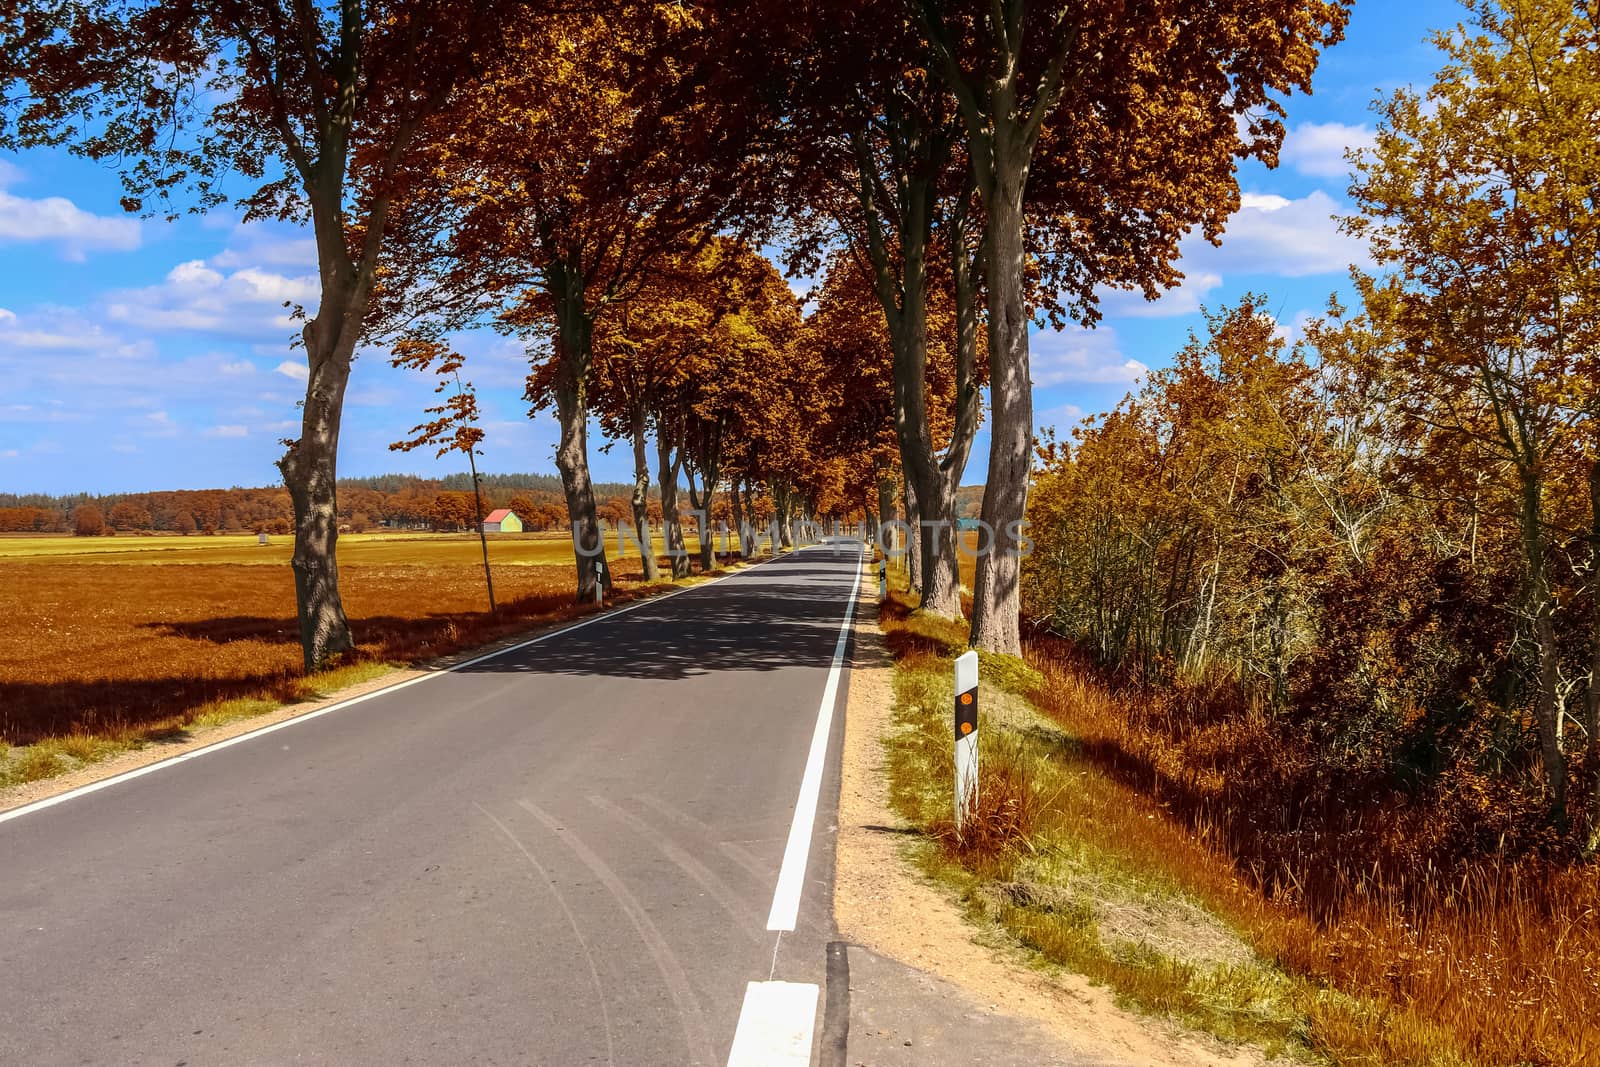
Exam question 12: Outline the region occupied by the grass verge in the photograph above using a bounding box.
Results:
[878,588,1481,1066]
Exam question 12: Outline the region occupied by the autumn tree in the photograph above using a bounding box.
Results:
[674,241,803,570]
[750,3,984,616]
[398,4,745,601]
[71,504,104,537]
[909,0,1348,652]
[1346,0,1600,826]
[389,339,496,613]
[1,0,530,669]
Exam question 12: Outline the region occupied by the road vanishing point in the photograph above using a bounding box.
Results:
[1,544,867,1066]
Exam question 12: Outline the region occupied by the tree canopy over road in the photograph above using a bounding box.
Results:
[0,0,1348,664]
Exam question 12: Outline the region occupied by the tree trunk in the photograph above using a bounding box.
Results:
[696,478,716,572]
[630,404,660,582]
[548,264,608,603]
[1589,455,1600,849]
[730,476,746,559]
[279,261,371,675]
[467,444,496,614]
[918,475,962,615]
[278,333,356,673]
[740,479,757,553]
[657,431,690,579]
[875,471,897,546]
[1520,465,1566,825]
[903,477,923,593]
[684,464,713,572]
[850,120,967,620]
[775,483,795,549]
[969,169,1031,655]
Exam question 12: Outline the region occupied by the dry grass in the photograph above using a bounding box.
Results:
[0,531,731,788]
[1025,636,1600,1067]
[0,529,708,564]
[873,587,1572,1065]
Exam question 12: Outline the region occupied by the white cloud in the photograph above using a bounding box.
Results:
[105,259,317,336]
[211,226,318,271]
[218,359,255,376]
[0,303,151,355]
[1186,190,1371,279]
[1100,271,1224,319]
[142,410,179,438]
[0,169,140,258]
[203,424,248,438]
[1030,325,1147,387]
[1281,122,1377,180]
[274,360,309,382]
[0,449,19,459]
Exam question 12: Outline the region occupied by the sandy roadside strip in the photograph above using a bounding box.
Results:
[832,585,1265,1067]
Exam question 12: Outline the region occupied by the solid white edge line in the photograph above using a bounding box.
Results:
[725,981,819,1067]
[0,550,796,827]
[765,542,863,931]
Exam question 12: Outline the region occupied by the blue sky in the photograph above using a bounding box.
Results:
[0,2,1459,496]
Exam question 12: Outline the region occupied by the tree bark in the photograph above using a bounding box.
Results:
[1589,455,1600,849]
[730,475,746,559]
[278,321,357,672]
[656,430,690,579]
[1520,465,1566,825]
[467,442,496,614]
[630,403,660,582]
[903,476,923,594]
[969,168,1031,655]
[775,482,795,549]
[684,464,713,572]
[875,472,898,544]
[547,260,609,603]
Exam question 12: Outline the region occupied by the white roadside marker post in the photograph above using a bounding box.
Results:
[594,558,605,605]
[878,558,887,601]
[954,651,979,835]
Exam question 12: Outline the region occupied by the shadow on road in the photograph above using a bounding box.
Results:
[459,560,863,682]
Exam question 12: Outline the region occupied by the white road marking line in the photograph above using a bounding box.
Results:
[0,556,780,826]
[725,981,819,1067]
[766,544,863,931]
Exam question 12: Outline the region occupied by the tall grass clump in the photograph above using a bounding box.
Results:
[1023,631,1600,1066]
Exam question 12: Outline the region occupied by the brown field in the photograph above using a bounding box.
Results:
[0,531,715,767]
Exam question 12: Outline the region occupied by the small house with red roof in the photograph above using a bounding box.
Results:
[481,508,523,534]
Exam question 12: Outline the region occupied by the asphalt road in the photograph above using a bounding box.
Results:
[1,543,865,1066]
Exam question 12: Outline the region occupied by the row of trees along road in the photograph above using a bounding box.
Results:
[0,0,1348,670]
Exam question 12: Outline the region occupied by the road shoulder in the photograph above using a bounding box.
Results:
[833,591,1263,1067]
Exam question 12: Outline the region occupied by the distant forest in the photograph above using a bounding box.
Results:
[0,475,984,535]
[0,473,641,536]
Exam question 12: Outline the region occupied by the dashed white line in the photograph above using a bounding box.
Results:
[726,981,820,1067]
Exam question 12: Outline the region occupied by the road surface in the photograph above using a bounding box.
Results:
[1,544,866,1066]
